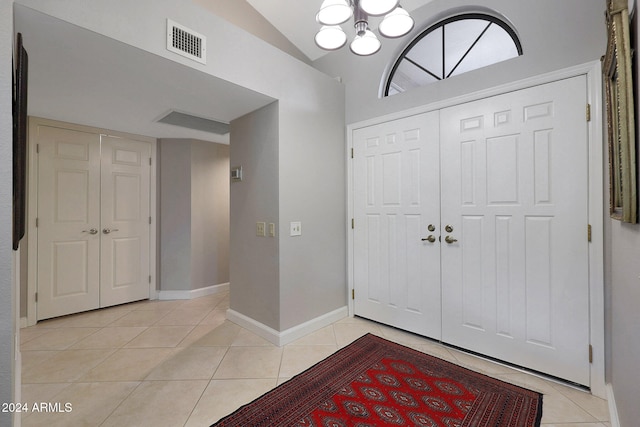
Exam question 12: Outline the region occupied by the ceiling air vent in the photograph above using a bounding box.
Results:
[167,19,206,64]
[157,110,229,135]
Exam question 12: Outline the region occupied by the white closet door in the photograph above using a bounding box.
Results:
[353,111,442,339]
[440,76,590,385]
[37,126,152,320]
[100,135,151,307]
[37,126,101,320]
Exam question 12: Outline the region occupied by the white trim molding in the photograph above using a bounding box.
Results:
[157,282,229,300]
[607,384,621,427]
[227,306,348,347]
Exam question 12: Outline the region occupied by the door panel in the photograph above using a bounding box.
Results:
[440,76,590,385]
[353,112,441,339]
[37,126,101,320]
[100,136,151,307]
[352,76,590,386]
[37,127,152,319]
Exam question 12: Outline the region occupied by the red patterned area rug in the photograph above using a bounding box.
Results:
[212,334,543,427]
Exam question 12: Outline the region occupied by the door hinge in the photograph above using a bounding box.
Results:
[149,157,152,166]
[351,218,355,229]
[589,344,593,363]
[351,148,354,159]
[148,275,152,284]
[587,224,592,242]
[36,143,40,154]
[149,216,152,225]
[35,292,38,303]
[586,104,591,122]
[35,217,39,228]
[352,289,355,300]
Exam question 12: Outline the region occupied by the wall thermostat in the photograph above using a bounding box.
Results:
[231,166,242,182]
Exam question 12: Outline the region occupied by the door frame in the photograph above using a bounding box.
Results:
[346,61,605,398]
[26,117,158,326]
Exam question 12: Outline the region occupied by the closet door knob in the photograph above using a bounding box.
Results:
[103,228,119,234]
[82,228,98,235]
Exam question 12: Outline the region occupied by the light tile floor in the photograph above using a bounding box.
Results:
[20,292,610,427]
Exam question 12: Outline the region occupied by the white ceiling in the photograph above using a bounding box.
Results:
[14,5,275,144]
[13,2,432,143]
[247,0,434,61]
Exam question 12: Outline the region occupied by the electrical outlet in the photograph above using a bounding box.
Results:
[268,223,276,237]
[290,221,302,236]
[256,222,266,237]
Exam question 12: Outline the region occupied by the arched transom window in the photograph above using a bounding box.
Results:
[385,13,523,96]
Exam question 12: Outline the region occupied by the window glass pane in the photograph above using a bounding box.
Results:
[449,24,520,77]
[391,58,440,93]
[406,28,443,79]
[385,13,522,97]
[444,19,490,76]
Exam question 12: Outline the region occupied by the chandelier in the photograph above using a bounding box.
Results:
[315,0,415,56]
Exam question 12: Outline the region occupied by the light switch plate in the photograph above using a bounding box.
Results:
[256,222,266,237]
[268,223,276,237]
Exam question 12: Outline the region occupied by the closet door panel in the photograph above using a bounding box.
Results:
[100,136,151,307]
[36,126,101,320]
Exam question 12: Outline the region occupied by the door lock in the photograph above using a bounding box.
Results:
[445,235,458,244]
[428,224,436,232]
[445,225,454,233]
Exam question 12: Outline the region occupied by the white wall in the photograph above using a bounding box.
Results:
[313,0,606,124]
[1,1,17,425]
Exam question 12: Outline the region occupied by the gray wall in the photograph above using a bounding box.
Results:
[230,102,280,330]
[313,0,606,125]
[159,139,230,292]
[15,0,347,334]
[278,88,347,330]
[1,1,16,425]
[607,2,640,424]
[193,0,309,64]
[191,141,230,288]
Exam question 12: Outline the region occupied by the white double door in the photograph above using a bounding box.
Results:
[36,125,151,320]
[353,76,590,386]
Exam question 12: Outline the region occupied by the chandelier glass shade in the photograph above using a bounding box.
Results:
[378,6,414,38]
[315,0,414,56]
[315,25,348,50]
[316,0,353,26]
[359,0,398,16]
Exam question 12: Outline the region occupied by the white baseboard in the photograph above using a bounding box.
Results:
[606,383,620,427]
[20,317,27,329]
[226,306,348,347]
[157,282,229,300]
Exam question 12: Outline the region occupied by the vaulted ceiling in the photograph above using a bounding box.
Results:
[247,0,433,61]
